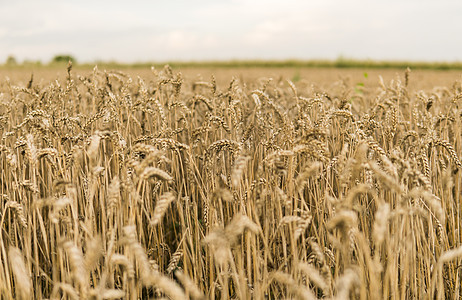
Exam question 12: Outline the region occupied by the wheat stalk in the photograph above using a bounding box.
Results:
[151,192,176,226]
[8,247,31,300]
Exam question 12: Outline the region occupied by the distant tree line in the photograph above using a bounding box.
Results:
[3,54,76,66]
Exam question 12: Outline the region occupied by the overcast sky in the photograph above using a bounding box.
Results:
[1,0,461,63]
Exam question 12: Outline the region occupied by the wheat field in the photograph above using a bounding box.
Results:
[0,64,462,299]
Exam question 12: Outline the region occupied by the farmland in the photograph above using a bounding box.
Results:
[1,64,462,299]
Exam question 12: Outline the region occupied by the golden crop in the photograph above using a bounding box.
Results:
[0,64,461,299]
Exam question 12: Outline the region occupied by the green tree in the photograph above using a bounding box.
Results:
[6,55,17,65]
[51,54,76,64]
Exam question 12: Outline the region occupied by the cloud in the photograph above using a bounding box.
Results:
[142,31,222,61]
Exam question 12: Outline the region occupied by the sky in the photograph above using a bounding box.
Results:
[1,0,462,63]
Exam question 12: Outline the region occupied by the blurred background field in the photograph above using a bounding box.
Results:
[2,62,461,92]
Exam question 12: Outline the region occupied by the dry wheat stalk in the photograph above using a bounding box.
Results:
[8,247,31,300]
[231,154,250,187]
[272,271,316,300]
[50,283,79,300]
[174,271,205,300]
[61,241,89,291]
[297,262,328,295]
[89,288,125,299]
[432,139,462,169]
[333,268,360,300]
[140,167,173,182]
[151,192,176,226]
[372,203,390,246]
[110,254,135,278]
[6,201,28,228]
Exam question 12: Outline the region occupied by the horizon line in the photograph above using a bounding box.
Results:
[4,58,462,70]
